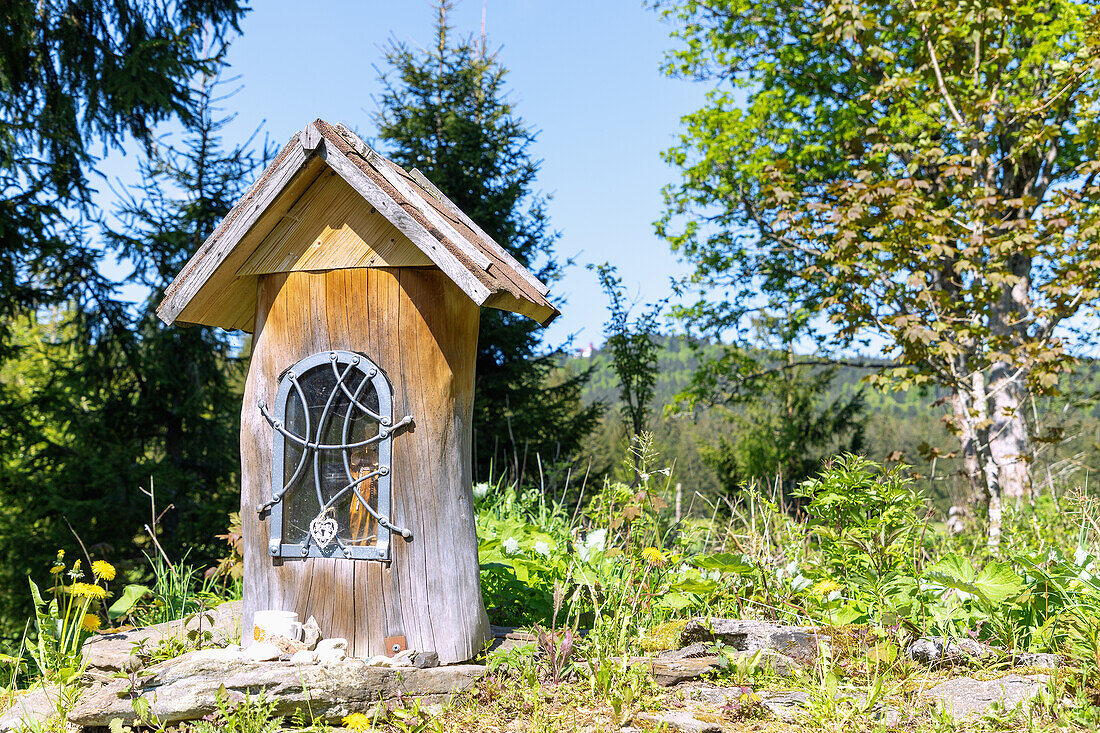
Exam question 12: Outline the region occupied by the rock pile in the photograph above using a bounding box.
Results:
[0,601,483,732]
[906,635,1062,670]
[631,618,1061,732]
[67,654,485,727]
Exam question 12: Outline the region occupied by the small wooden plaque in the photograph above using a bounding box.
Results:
[384,635,407,656]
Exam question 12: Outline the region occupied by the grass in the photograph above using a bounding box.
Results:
[3,440,1100,732]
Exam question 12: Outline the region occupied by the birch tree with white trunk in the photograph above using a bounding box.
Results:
[654,0,1100,547]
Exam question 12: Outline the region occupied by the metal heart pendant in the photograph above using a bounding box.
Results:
[309,513,339,549]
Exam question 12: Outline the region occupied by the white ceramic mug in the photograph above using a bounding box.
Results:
[252,610,303,643]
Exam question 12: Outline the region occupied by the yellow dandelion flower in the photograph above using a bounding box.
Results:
[81,613,101,632]
[71,582,107,600]
[810,580,842,598]
[91,561,116,582]
[640,546,665,567]
[56,550,65,560]
[49,565,64,575]
[341,712,372,732]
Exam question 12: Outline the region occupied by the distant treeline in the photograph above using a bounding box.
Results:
[565,336,1100,510]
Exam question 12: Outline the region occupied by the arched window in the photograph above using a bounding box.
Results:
[258,350,411,561]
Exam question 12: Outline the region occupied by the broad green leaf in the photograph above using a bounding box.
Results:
[657,592,695,611]
[973,561,1023,605]
[692,553,754,574]
[28,578,45,608]
[671,578,718,594]
[926,553,976,584]
[108,585,150,621]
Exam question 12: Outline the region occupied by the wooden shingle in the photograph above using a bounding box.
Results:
[157,119,560,331]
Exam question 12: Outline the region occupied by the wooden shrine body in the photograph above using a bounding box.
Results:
[241,268,486,662]
[157,119,558,665]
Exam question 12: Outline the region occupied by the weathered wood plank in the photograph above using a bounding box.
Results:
[408,168,550,297]
[242,268,486,662]
[317,138,493,306]
[327,125,492,275]
[398,269,487,662]
[359,150,493,273]
[299,122,323,152]
[236,171,432,277]
[159,141,313,327]
[322,269,357,653]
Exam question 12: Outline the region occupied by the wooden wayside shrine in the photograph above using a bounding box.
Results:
[156,119,559,663]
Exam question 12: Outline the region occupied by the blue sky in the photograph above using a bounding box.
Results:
[123,0,710,349]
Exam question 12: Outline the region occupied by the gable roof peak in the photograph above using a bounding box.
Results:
[157,118,559,332]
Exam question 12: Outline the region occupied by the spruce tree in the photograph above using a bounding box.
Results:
[0,0,246,353]
[374,3,600,482]
[0,79,260,636]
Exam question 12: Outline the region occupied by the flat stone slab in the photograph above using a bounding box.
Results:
[680,618,824,664]
[636,710,724,733]
[68,651,486,727]
[922,674,1051,718]
[907,636,998,667]
[82,600,242,674]
[0,685,65,733]
[641,646,796,687]
[682,686,809,710]
[647,656,725,687]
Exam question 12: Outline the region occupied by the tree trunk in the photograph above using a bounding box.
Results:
[988,251,1034,506]
[989,364,1032,505]
[956,372,1005,550]
[950,391,981,498]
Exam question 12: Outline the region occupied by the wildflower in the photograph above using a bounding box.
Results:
[56,550,65,561]
[70,582,107,600]
[502,537,520,555]
[67,560,84,581]
[81,613,101,632]
[342,713,372,732]
[641,546,664,567]
[91,560,116,582]
[49,565,65,575]
[534,540,551,557]
[472,482,490,499]
[585,529,606,553]
[810,580,842,598]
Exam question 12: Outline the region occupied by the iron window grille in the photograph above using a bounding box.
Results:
[258,350,412,561]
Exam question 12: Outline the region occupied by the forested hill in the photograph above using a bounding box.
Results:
[563,337,1100,506]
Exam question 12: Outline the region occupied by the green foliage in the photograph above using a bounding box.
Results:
[0,1,247,635]
[0,0,245,352]
[654,0,1100,534]
[187,687,281,733]
[0,79,259,640]
[794,455,926,576]
[374,1,600,483]
[130,555,221,627]
[108,585,150,623]
[591,263,665,440]
[25,556,113,683]
[681,303,866,495]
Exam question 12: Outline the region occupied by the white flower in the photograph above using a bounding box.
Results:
[585,529,607,553]
[534,540,551,557]
[472,482,490,499]
[502,537,520,555]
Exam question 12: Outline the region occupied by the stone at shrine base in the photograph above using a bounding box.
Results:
[67,651,485,727]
